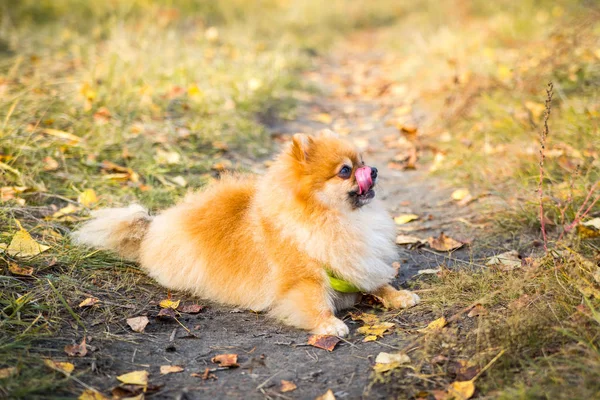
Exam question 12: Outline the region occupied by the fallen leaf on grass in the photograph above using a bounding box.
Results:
[396,235,425,245]
[78,189,98,207]
[159,299,181,309]
[79,297,100,308]
[419,316,447,333]
[42,128,82,145]
[509,294,532,310]
[428,232,463,252]
[50,204,79,220]
[311,113,333,124]
[578,218,600,238]
[280,380,297,392]
[348,312,380,325]
[169,176,187,187]
[0,220,50,257]
[177,304,204,314]
[525,101,545,122]
[100,161,139,183]
[486,250,521,271]
[117,370,148,386]
[451,189,470,201]
[0,367,17,379]
[467,305,488,318]
[8,262,34,276]
[1,186,28,205]
[43,157,59,171]
[93,107,112,124]
[127,316,149,333]
[357,322,395,341]
[155,149,181,165]
[211,160,233,172]
[315,389,336,400]
[394,214,419,225]
[160,365,183,375]
[211,354,239,368]
[307,335,341,351]
[417,268,442,275]
[78,389,108,400]
[44,359,74,376]
[64,337,88,357]
[448,380,475,400]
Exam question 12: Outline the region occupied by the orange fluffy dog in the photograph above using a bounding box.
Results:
[73,131,419,336]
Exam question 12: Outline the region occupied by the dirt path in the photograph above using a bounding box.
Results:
[66,33,487,400]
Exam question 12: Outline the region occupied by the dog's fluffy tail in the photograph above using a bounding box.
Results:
[72,204,152,261]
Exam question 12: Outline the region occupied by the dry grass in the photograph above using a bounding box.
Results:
[0,1,406,397]
[1,1,599,398]
[363,1,600,398]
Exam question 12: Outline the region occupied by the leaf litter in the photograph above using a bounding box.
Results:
[307,335,341,351]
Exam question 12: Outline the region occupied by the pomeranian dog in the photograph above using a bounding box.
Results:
[73,130,419,336]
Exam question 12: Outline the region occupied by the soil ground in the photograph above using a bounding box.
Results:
[42,33,496,400]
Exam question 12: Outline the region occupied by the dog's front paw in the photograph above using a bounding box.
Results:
[312,316,349,337]
[384,290,420,309]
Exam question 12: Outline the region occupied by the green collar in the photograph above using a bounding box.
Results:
[326,270,362,293]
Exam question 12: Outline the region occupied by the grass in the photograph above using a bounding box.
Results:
[1,0,599,398]
[0,1,408,397]
[361,1,600,398]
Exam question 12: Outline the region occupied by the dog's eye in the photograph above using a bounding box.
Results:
[338,165,352,179]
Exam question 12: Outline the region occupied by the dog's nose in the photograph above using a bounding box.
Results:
[370,167,378,179]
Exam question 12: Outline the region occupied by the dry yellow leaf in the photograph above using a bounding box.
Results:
[362,335,378,342]
[312,113,333,124]
[79,297,100,308]
[315,389,336,400]
[51,204,79,219]
[0,367,17,379]
[159,299,180,309]
[117,370,149,386]
[525,101,546,122]
[160,365,184,375]
[375,352,410,365]
[44,359,75,376]
[373,362,403,373]
[42,129,82,144]
[451,189,470,201]
[187,84,203,97]
[78,389,108,400]
[394,214,419,225]
[78,189,98,207]
[348,312,380,325]
[280,380,297,393]
[0,220,50,258]
[448,380,475,399]
[419,316,447,333]
[8,263,34,276]
[357,322,395,338]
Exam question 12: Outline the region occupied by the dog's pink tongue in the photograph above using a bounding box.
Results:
[355,166,373,195]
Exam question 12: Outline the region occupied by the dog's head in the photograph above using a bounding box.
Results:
[283,130,378,210]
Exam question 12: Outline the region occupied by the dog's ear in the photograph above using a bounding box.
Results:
[316,129,339,139]
[291,133,313,162]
